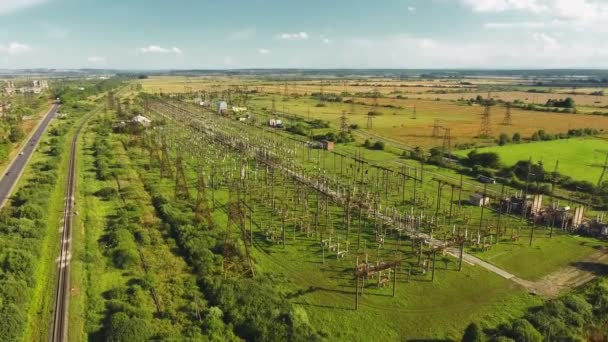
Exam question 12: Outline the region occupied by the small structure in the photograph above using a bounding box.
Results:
[232,106,248,113]
[469,193,490,207]
[218,101,228,115]
[268,119,283,128]
[320,140,335,151]
[476,175,496,184]
[132,114,151,127]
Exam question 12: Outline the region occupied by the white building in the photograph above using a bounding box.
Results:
[132,115,152,127]
[218,101,228,114]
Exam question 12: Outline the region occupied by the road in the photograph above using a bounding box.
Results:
[0,103,60,208]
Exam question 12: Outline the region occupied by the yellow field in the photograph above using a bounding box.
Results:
[138,77,608,148]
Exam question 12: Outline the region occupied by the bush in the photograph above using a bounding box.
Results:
[107,312,152,341]
[462,322,485,342]
[467,150,500,169]
[94,187,118,200]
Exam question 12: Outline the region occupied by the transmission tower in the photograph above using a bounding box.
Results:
[431,119,442,137]
[271,97,276,114]
[551,160,559,194]
[366,113,374,129]
[411,106,417,120]
[194,168,213,227]
[442,128,452,159]
[597,151,608,187]
[160,139,173,179]
[174,154,190,200]
[340,110,349,133]
[222,190,255,278]
[502,102,512,125]
[479,104,492,138]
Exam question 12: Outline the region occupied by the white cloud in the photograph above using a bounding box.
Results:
[416,38,438,49]
[462,0,608,23]
[231,28,256,40]
[485,21,545,29]
[276,32,309,40]
[87,56,105,63]
[257,48,271,54]
[0,42,32,55]
[533,32,559,50]
[408,6,416,12]
[0,0,48,15]
[461,0,547,13]
[335,32,608,68]
[320,35,332,44]
[139,45,183,54]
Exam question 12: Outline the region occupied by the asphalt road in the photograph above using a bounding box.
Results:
[0,103,59,208]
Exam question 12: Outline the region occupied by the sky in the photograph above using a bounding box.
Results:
[0,0,607,69]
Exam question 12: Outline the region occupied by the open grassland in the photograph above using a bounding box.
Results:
[472,231,603,281]
[456,137,608,184]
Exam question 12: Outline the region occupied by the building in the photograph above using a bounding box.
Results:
[232,106,248,113]
[132,114,152,127]
[218,101,228,114]
[268,118,283,128]
[469,193,490,207]
[320,140,335,151]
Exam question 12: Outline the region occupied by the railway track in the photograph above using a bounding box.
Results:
[50,113,91,342]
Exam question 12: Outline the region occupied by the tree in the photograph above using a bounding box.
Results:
[372,141,385,150]
[498,133,510,146]
[462,322,486,342]
[467,150,501,169]
[509,319,542,342]
[410,146,426,161]
[107,312,152,342]
[512,132,521,143]
[8,123,23,143]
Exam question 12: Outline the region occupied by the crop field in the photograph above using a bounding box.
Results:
[138,76,608,107]
[137,77,608,150]
[456,137,608,184]
[245,94,608,149]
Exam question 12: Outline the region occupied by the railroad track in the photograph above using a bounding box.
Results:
[50,112,92,342]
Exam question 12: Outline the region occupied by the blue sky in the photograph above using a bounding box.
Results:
[0,0,607,69]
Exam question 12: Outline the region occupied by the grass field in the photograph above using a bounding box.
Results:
[472,230,603,280]
[456,137,608,184]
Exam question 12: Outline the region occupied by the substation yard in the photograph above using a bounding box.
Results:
[125,94,607,340]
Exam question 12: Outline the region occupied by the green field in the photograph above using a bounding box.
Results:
[457,137,608,184]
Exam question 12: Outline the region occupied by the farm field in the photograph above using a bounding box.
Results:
[139,76,608,107]
[137,77,608,149]
[245,94,608,149]
[456,137,608,184]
